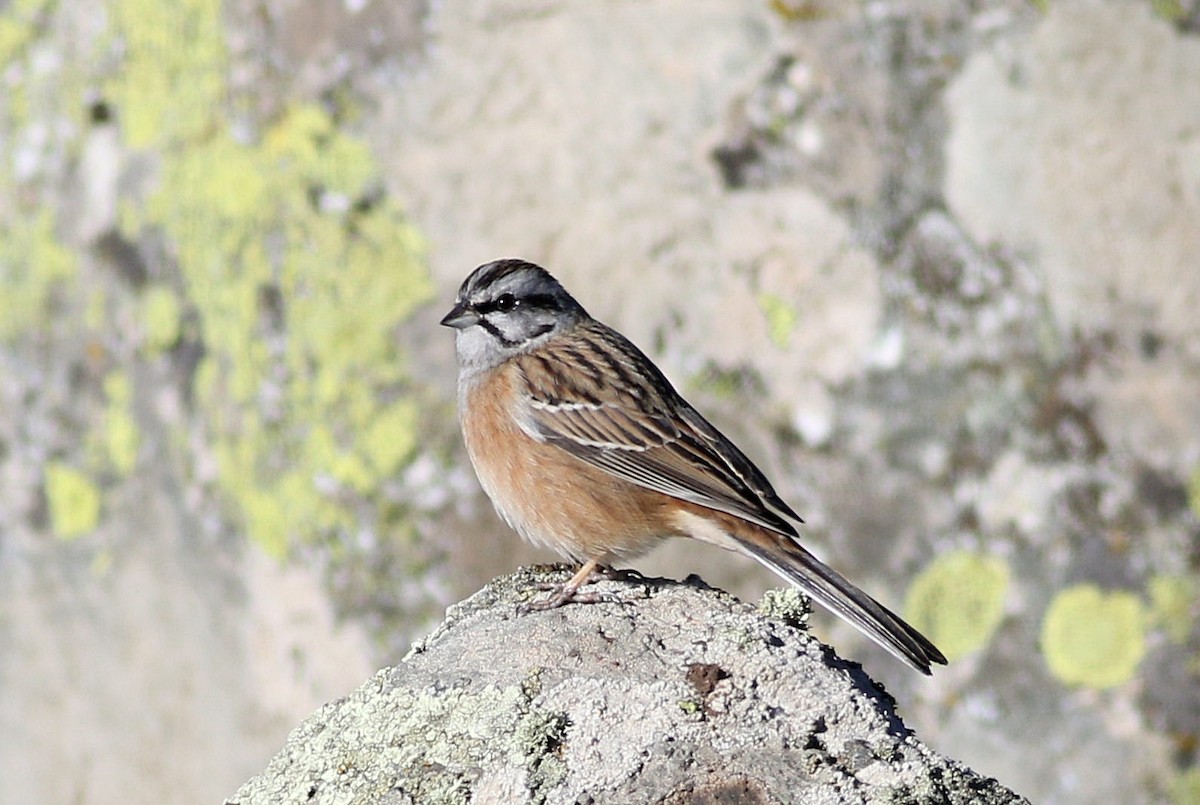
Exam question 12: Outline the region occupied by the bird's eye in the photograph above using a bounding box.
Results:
[494,293,518,312]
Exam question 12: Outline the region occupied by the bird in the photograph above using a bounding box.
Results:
[441,258,947,675]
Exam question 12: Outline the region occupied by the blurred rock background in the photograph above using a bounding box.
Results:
[0,0,1197,803]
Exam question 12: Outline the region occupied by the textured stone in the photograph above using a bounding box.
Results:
[946,1,1200,470]
[227,568,1028,805]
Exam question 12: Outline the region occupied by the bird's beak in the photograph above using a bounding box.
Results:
[440,301,480,329]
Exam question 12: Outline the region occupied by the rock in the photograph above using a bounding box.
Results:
[226,567,1027,805]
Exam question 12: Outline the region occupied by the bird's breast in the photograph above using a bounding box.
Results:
[459,365,675,562]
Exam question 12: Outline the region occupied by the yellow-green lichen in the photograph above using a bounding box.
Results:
[1189,465,1200,519]
[0,209,78,342]
[140,286,182,353]
[84,287,108,331]
[1149,575,1197,644]
[333,682,568,803]
[362,399,420,477]
[107,1,432,556]
[105,0,227,149]
[758,292,798,348]
[759,586,812,630]
[689,363,762,400]
[0,0,50,65]
[904,551,1010,661]
[91,548,114,578]
[514,707,570,795]
[1041,584,1147,689]
[1172,767,1200,805]
[99,372,140,476]
[45,463,102,539]
[769,0,833,22]
[1152,0,1187,24]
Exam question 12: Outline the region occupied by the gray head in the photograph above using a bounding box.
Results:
[441,259,589,371]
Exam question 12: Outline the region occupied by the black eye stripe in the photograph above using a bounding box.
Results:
[476,293,515,315]
[476,292,562,315]
[523,294,561,310]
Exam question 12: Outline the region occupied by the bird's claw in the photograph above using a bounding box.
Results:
[517,583,619,613]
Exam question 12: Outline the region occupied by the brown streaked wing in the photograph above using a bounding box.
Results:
[513,322,801,537]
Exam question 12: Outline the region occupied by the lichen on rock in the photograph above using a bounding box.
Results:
[227,567,1029,805]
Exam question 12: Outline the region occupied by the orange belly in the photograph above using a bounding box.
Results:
[460,366,676,563]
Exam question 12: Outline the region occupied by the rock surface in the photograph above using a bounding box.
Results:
[227,567,1027,805]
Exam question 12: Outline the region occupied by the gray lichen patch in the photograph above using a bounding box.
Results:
[228,668,572,805]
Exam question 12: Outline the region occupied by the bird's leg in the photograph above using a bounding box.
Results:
[521,558,616,611]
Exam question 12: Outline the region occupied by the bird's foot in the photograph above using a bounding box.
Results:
[518,584,618,612]
[518,559,620,612]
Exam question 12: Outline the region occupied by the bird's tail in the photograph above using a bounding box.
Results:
[737,532,947,675]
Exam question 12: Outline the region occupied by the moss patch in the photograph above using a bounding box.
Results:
[45,463,102,539]
[904,551,1010,661]
[1041,584,1147,689]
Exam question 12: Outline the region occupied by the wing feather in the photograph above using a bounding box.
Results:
[513,322,802,536]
